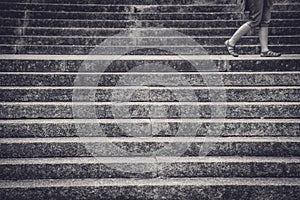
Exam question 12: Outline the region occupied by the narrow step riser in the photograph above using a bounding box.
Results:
[160,161,300,178]
[1,184,300,200]
[0,121,151,138]
[1,121,299,138]
[0,162,156,180]
[0,104,299,119]
[0,162,299,180]
[5,0,296,4]
[1,45,299,55]
[2,20,299,29]
[0,184,299,200]
[0,141,299,157]
[1,11,298,20]
[0,88,299,102]
[1,4,298,12]
[0,12,242,20]
[2,36,299,45]
[1,74,300,86]
[0,4,239,12]
[0,59,299,72]
[0,0,238,5]
[1,27,298,37]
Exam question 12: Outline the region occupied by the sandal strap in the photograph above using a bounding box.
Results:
[225,41,235,49]
[225,40,239,57]
[225,41,236,52]
[262,50,281,56]
[228,46,235,51]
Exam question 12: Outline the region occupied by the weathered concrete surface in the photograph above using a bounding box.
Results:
[0,178,300,200]
[0,102,299,119]
[0,56,299,72]
[0,137,299,158]
[0,119,299,138]
[0,157,299,180]
[0,87,299,102]
[1,73,300,86]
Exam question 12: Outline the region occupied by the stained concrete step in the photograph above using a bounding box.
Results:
[2,27,298,37]
[0,2,300,13]
[2,19,299,29]
[1,44,299,55]
[0,4,239,12]
[1,72,299,86]
[1,55,299,72]
[1,10,299,20]
[1,119,299,138]
[4,0,296,4]
[2,0,235,5]
[1,3,298,13]
[0,102,299,119]
[1,177,300,200]
[0,87,299,102]
[2,35,299,46]
[0,156,299,180]
[0,11,243,20]
[1,178,299,200]
[0,136,299,157]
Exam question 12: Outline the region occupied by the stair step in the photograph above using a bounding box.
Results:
[4,0,297,4]
[1,0,237,5]
[0,55,300,72]
[0,87,299,102]
[0,156,299,180]
[1,55,299,72]
[2,27,299,37]
[1,10,299,20]
[0,4,238,13]
[1,44,299,55]
[2,19,299,29]
[0,102,299,119]
[1,72,299,86]
[0,136,299,157]
[1,177,300,199]
[1,119,299,138]
[158,156,300,178]
[2,35,299,45]
[1,3,298,13]
[0,11,242,20]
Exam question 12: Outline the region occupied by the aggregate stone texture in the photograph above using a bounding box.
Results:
[1,159,299,180]
[0,141,299,158]
[1,73,300,86]
[0,121,299,138]
[0,88,299,102]
[0,104,299,119]
[0,185,299,200]
[0,59,299,72]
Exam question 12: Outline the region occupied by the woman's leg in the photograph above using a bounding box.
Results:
[259,27,269,52]
[225,0,263,56]
[259,2,272,52]
[259,2,281,56]
[228,23,251,47]
[230,0,264,45]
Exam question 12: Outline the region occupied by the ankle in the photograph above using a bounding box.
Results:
[261,48,269,53]
[228,39,236,46]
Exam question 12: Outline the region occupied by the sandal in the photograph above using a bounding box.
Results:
[260,50,281,57]
[225,40,239,57]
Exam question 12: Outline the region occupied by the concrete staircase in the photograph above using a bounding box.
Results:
[0,0,300,199]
